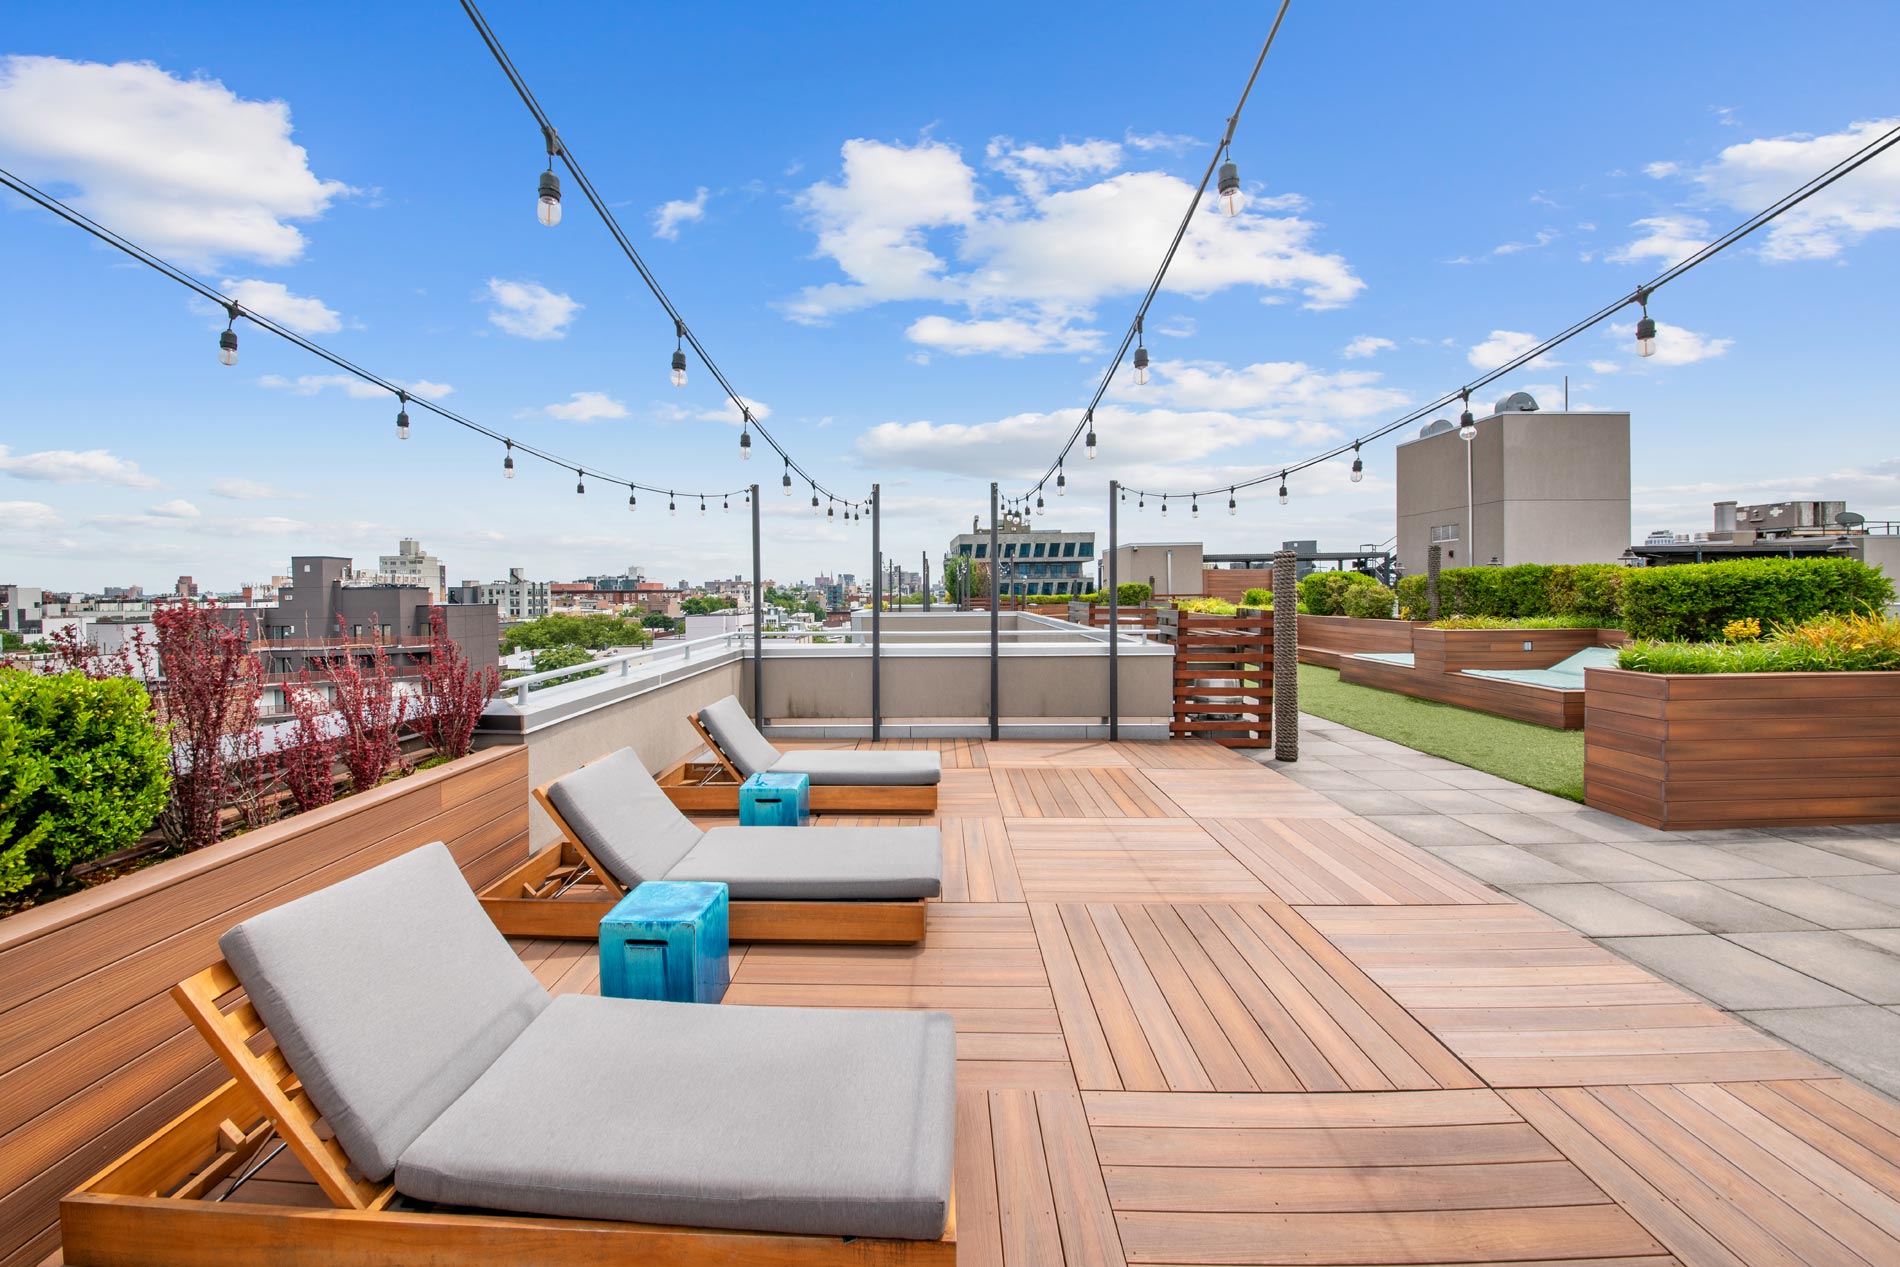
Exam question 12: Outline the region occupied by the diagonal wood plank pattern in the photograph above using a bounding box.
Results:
[205,738,1900,1267]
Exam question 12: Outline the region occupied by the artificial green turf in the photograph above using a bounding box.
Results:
[1296,663,1587,801]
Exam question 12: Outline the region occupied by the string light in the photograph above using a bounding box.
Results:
[1036,489,1045,510]
[628,485,636,511]
[812,488,820,513]
[669,493,677,516]
[575,469,585,496]
[218,304,239,366]
[1350,441,1363,483]
[671,319,688,386]
[537,125,562,226]
[1634,286,1657,357]
[1085,415,1098,459]
[1056,464,1066,496]
[1161,495,1168,515]
[827,499,835,518]
[739,420,751,461]
[1228,488,1237,515]
[1191,496,1199,518]
[1133,317,1149,386]
[396,391,410,441]
[783,461,792,496]
[1216,154,1243,217]
[503,441,515,478]
[723,494,729,511]
[1458,389,1477,440]
[699,496,706,515]
[1278,473,1288,505]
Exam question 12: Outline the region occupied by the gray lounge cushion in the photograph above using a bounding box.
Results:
[219,843,550,1182]
[770,749,942,787]
[668,826,943,900]
[397,994,956,1240]
[546,747,704,887]
[698,695,782,778]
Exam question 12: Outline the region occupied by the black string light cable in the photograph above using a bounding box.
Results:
[457,0,866,517]
[1012,0,1294,502]
[0,165,755,506]
[1119,117,1900,509]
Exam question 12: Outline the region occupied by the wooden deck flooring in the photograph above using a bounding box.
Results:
[251,740,1900,1266]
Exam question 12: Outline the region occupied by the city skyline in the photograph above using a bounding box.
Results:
[3,2,1898,591]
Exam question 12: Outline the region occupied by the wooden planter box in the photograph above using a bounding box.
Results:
[0,747,530,1267]
[1296,614,1414,668]
[1585,667,1900,829]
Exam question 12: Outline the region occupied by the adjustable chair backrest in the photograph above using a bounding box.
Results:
[696,696,783,779]
[191,843,552,1201]
[543,747,707,890]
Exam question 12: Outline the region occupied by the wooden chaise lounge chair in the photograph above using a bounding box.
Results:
[659,695,940,812]
[63,843,957,1266]
[480,747,940,943]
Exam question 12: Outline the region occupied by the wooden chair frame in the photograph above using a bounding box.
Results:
[476,776,928,944]
[657,713,939,814]
[61,964,954,1266]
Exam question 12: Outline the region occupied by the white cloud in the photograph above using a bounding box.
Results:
[257,374,452,399]
[539,391,629,422]
[0,501,60,531]
[485,278,580,340]
[1694,117,1900,260]
[1493,229,1558,255]
[1118,358,1408,419]
[1609,214,1713,264]
[147,498,200,519]
[905,314,1101,357]
[1124,130,1199,153]
[1636,458,1900,527]
[1588,359,1621,374]
[1643,161,1680,179]
[210,477,289,500]
[1611,319,1732,366]
[652,187,709,239]
[0,445,158,487]
[1341,335,1394,359]
[696,396,772,426]
[986,136,1123,197]
[1154,314,1197,339]
[1467,330,1556,372]
[784,137,1363,348]
[0,55,348,267]
[219,278,340,333]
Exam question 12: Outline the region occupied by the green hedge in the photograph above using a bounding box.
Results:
[1338,581,1398,619]
[1395,558,1890,641]
[1298,571,1385,616]
[0,671,170,898]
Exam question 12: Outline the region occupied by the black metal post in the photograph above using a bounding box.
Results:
[750,483,763,723]
[989,481,1000,741]
[1108,479,1119,741]
[870,483,881,741]
[922,551,930,612]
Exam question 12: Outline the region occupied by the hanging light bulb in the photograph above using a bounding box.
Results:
[1057,465,1066,496]
[1634,286,1657,357]
[669,493,677,516]
[812,489,820,513]
[1228,488,1237,515]
[1086,413,1098,460]
[218,304,239,366]
[503,441,515,479]
[1217,159,1243,217]
[1036,489,1045,510]
[782,461,792,496]
[723,495,729,512]
[1459,389,1477,440]
[739,426,751,461]
[395,391,410,441]
[628,486,637,511]
[699,496,706,515]
[670,319,688,386]
[827,500,835,519]
[1133,317,1150,386]
[1161,496,1168,515]
[1278,473,1289,505]
[1350,441,1364,483]
[575,469,586,496]
[537,126,563,226]
[1191,497,1199,518]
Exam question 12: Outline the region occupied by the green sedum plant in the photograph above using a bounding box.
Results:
[0,670,170,898]
[1240,587,1274,609]
[1429,615,1604,630]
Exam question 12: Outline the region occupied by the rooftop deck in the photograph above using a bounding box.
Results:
[152,740,1900,1266]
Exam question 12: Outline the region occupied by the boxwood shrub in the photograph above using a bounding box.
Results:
[0,670,171,898]
[1395,557,1889,640]
[1298,571,1386,615]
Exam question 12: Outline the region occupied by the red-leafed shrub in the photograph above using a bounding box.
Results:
[323,616,408,793]
[278,673,338,813]
[151,602,263,851]
[414,607,499,761]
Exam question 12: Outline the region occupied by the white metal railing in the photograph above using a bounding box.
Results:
[507,630,744,704]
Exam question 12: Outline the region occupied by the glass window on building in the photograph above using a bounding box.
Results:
[974,543,987,558]
[1079,542,1093,557]
[1004,542,1017,557]
[1430,523,1460,543]
[1033,542,1046,558]
[959,543,973,556]
[1062,542,1076,557]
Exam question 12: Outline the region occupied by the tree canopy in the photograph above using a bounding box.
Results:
[502,612,653,653]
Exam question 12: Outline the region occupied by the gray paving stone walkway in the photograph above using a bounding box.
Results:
[1261,713,1900,1098]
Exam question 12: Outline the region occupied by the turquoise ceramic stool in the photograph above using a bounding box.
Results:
[598,881,729,1004]
[740,770,811,826]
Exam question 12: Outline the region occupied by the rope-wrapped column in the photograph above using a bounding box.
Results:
[1272,549,1298,762]
[1426,542,1442,621]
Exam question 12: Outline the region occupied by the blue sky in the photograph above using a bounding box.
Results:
[2,1,1897,592]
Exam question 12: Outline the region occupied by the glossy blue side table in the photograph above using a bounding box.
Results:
[598,881,729,1004]
[740,770,811,826]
